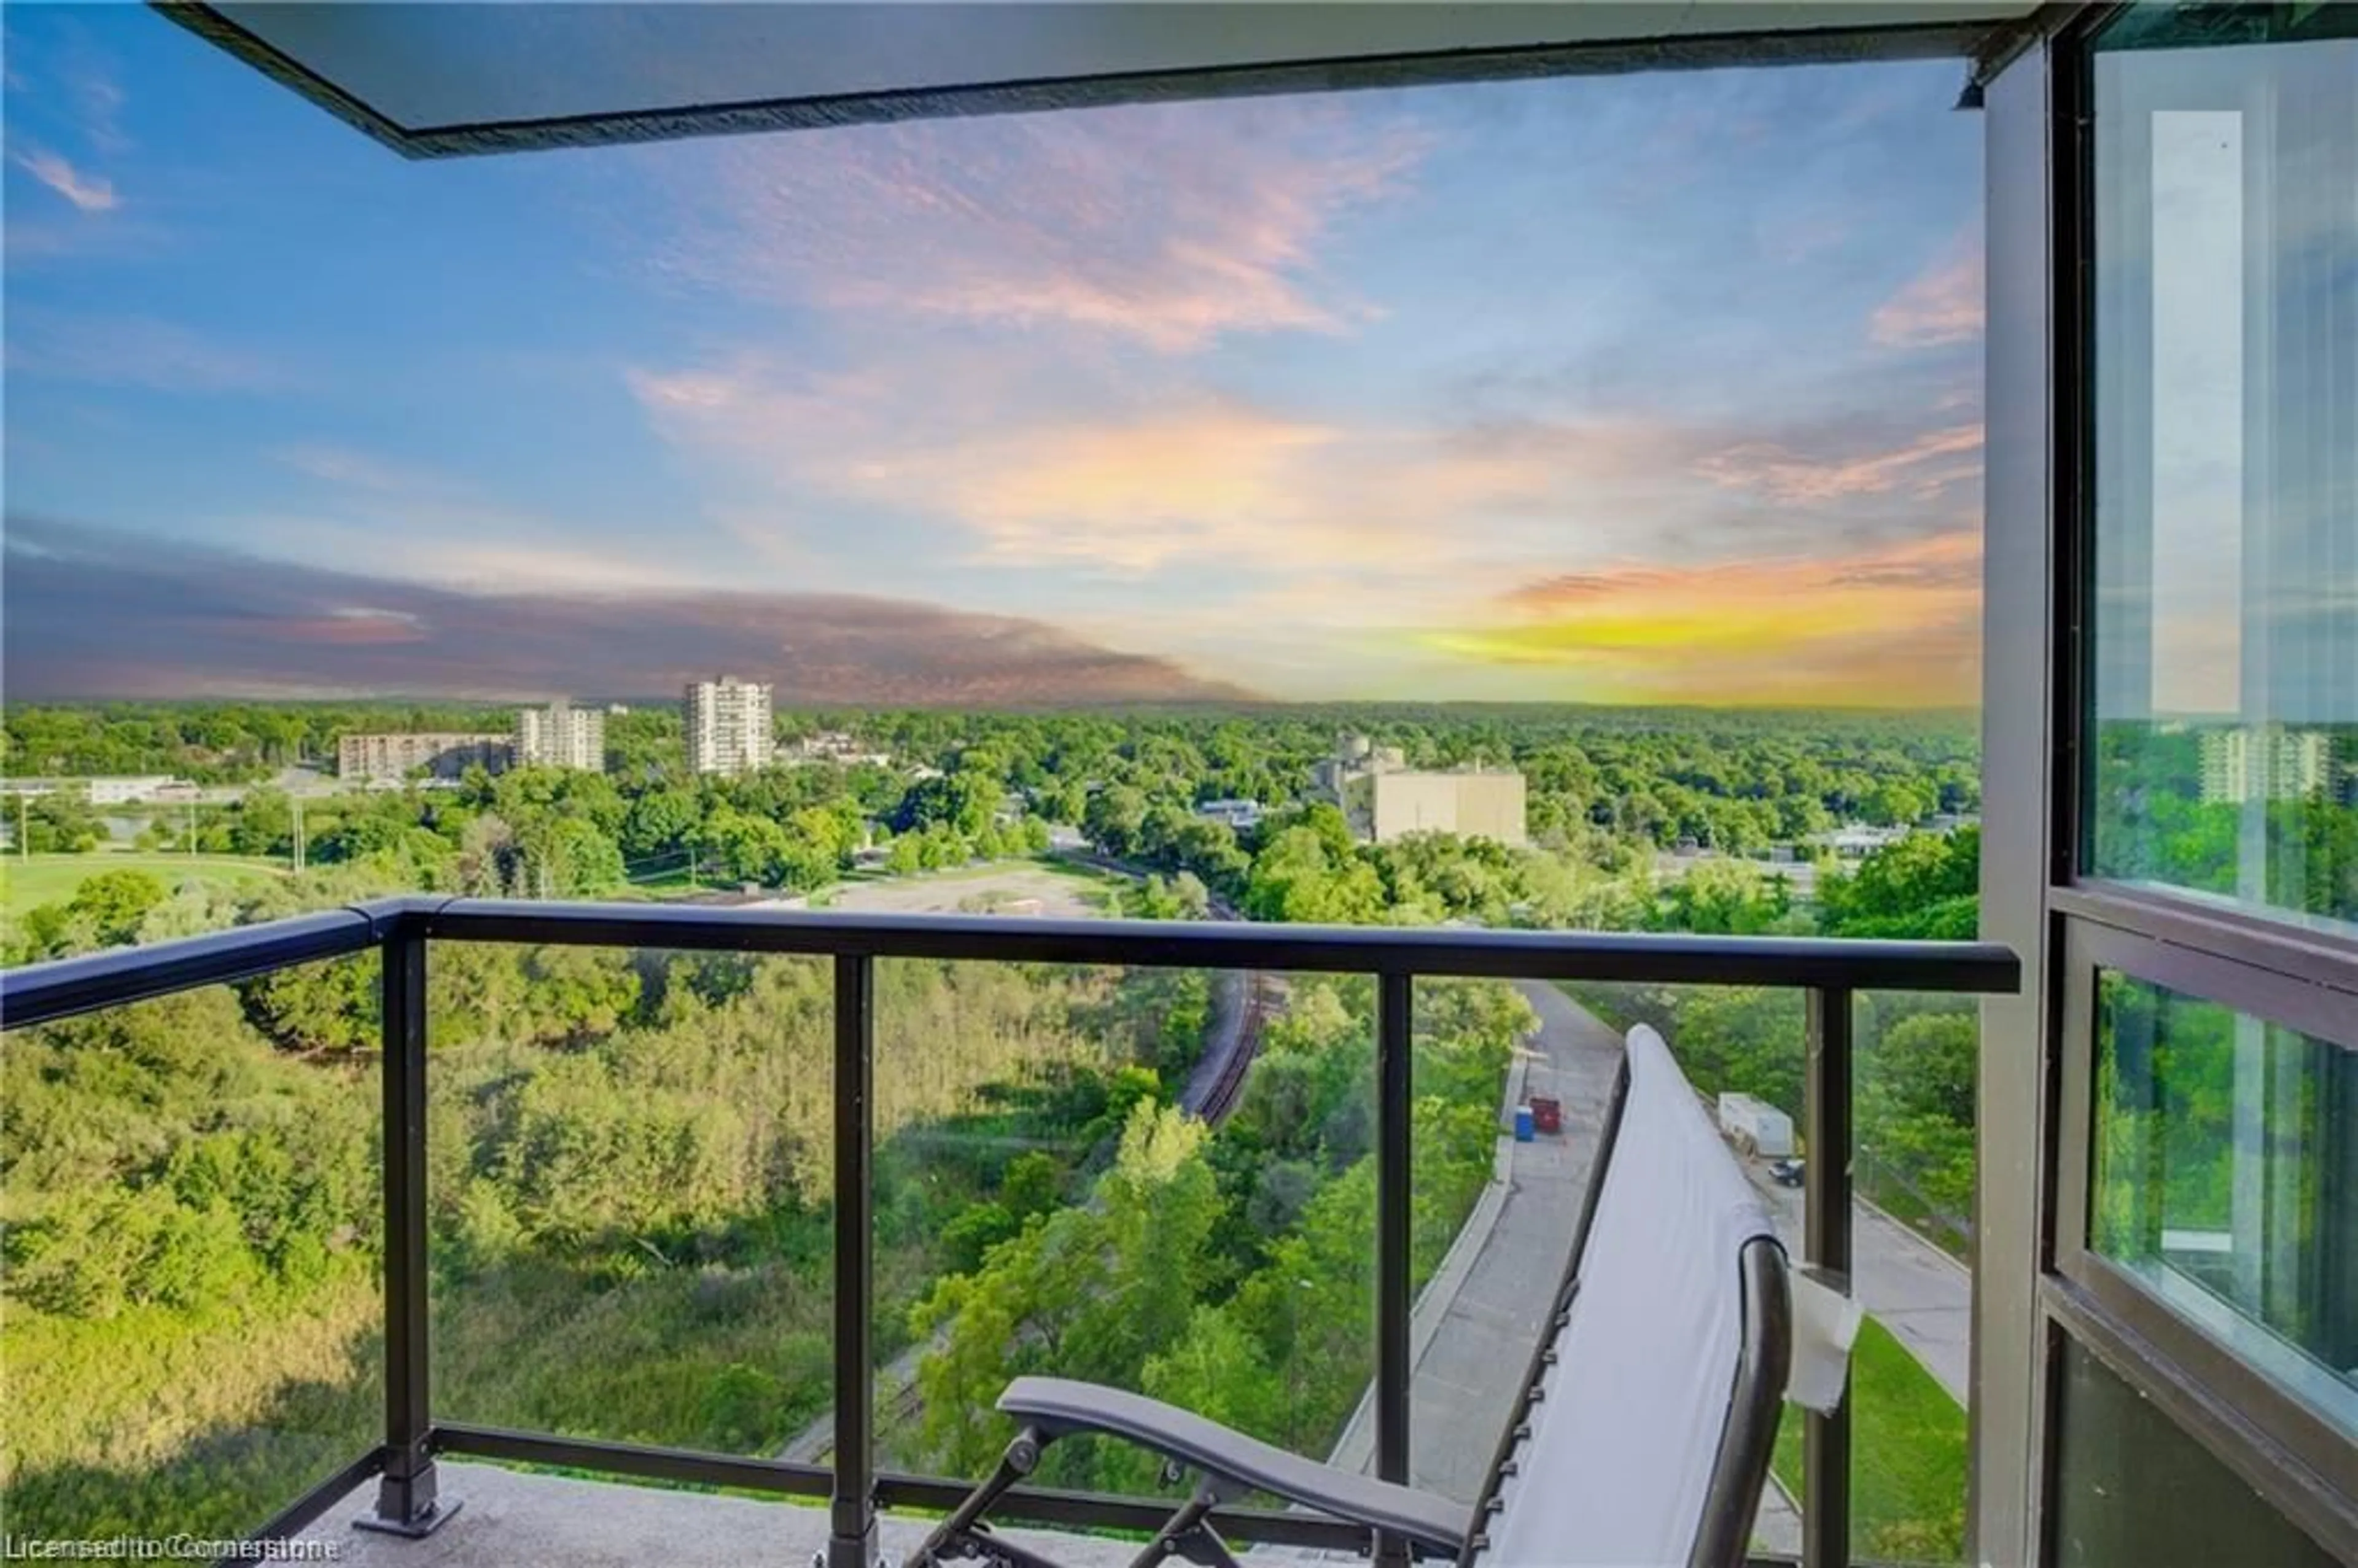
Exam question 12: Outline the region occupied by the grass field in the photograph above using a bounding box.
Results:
[0,853,285,918]
[1773,1316,1969,1562]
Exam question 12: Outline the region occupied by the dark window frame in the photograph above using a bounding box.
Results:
[2050,921,2358,1526]
[2037,6,2358,1561]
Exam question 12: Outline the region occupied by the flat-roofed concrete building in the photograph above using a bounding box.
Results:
[685,677,774,776]
[1359,769,1528,846]
[1315,734,1525,845]
[338,732,512,783]
[517,700,607,772]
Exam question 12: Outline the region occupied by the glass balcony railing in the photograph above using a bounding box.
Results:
[0,900,2017,1566]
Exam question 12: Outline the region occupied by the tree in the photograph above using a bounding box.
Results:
[1864,1010,1978,1128]
[1243,826,1383,925]
[695,806,792,887]
[622,785,701,860]
[66,869,168,947]
[777,806,851,891]
[910,1101,1223,1482]
[1821,828,1980,938]
[22,792,101,853]
[1860,778,1937,828]
[1657,858,1791,935]
[230,788,293,857]
[244,953,378,1054]
[522,817,625,898]
[1082,785,1150,861]
[893,772,1003,839]
[456,812,524,896]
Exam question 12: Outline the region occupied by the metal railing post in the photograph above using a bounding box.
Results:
[1802,987,1853,1568]
[357,927,457,1537]
[829,953,877,1568]
[1374,969,1414,1568]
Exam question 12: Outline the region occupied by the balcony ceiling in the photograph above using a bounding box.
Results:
[171,1,2037,158]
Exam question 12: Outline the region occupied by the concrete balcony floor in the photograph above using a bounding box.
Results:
[297,1462,1321,1568]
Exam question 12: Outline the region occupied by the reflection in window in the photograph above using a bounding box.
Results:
[2091,972,2358,1438]
[2087,10,2358,932]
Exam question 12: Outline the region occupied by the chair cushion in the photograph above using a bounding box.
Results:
[1477,1025,1778,1568]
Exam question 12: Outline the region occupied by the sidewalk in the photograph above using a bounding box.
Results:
[1747,1171,1974,1405]
[1326,982,1618,1499]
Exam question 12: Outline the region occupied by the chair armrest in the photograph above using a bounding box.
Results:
[998,1376,1471,1556]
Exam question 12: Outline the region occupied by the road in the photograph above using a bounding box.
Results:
[1326,981,1621,1502]
[1328,984,2013,1554]
[1746,1172,1973,1405]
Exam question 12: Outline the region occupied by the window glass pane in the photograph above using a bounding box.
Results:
[2053,1335,2340,1568]
[2090,972,2358,1439]
[2088,9,2358,934]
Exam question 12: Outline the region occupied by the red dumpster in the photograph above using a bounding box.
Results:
[1529,1096,1563,1136]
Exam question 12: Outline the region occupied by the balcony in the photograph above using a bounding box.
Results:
[1,899,2015,1567]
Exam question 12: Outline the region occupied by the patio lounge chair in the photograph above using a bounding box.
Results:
[912,1024,1808,1568]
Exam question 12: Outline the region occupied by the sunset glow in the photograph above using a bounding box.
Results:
[4,10,1983,707]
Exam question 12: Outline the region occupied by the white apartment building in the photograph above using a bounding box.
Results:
[685,677,775,776]
[516,700,607,772]
[2197,726,2335,804]
[338,732,512,784]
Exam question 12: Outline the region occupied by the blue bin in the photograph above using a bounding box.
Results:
[1512,1105,1535,1143]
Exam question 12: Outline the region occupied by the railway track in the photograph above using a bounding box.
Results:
[782,855,1279,1465]
[1188,971,1270,1124]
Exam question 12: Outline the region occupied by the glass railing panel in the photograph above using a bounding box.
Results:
[1403,976,1572,1505]
[1,960,383,1538]
[1560,980,1977,1564]
[1552,978,1807,1558]
[874,955,1376,1501]
[1843,989,1978,1566]
[425,944,836,1461]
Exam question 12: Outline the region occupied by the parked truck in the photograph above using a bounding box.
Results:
[1716,1093,1796,1159]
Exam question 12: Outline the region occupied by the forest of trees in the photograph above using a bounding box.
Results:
[1,843,1531,1535]
[3,701,1994,965]
[1,701,2020,1545]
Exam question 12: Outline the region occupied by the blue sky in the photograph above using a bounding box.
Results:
[4,6,1985,705]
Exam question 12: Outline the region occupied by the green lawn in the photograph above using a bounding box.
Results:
[1772,1317,1969,1563]
[0,853,285,918]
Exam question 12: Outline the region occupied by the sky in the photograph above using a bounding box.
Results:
[2,6,1988,708]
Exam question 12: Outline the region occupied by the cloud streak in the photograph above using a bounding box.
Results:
[4,308,284,390]
[1431,530,1981,705]
[636,99,1425,352]
[1698,422,1982,503]
[1871,231,1983,348]
[2,519,1251,705]
[10,147,117,211]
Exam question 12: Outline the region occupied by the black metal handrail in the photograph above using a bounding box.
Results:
[1,895,2020,1027]
[0,897,2019,1567]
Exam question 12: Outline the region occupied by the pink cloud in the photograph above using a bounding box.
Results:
[1697,422,1982,503]
[1871,233,1983,348]
[271,607,429,645]
[635,99,1426,352]
[12,147,117,212]
[628,351,1663,582]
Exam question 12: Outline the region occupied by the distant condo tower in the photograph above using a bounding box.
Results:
[516,699,607,772]
[685,676,775,776]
